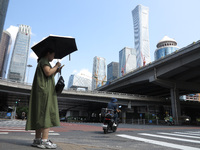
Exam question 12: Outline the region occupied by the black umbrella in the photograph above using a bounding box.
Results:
[31,35,78,59]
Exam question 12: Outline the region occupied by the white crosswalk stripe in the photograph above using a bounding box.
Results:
[139,133,200,144]
[174,132,200,136]
[30,131,60,135]
[117,131,200,150]
[0,132,8,134]
[0,120,60,135]
[158,132,200,139]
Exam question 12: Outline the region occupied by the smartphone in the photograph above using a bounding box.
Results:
[60,65,65,69]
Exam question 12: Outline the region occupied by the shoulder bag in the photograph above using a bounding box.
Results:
[55,71,65,95]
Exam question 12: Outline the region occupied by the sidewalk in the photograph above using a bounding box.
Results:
[0,141,105,150]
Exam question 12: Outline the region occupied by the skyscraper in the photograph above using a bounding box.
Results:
[0,30,11,78]
[119,47,136,77]
[132,5,150,67]
[154,36,179,60]
[92,56,106,90]
[8,25,31,82]
[67,74,92,91]
[107,62,119,82]
[0,0,10,42]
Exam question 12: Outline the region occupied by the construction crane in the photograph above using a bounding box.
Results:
[121,54,130,76]
[81,73,106,88]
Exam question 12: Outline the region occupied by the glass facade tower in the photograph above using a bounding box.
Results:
[119,47,136,77]
[0,30,11,78]
[154,36,179,60]
[92,56,106,90]
[107,62,119,82]
[0,0,10,42]
[68,74,92,91]
[132,5,150,67]
[8,25,31,82]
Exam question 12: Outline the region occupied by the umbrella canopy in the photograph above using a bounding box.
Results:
[31,35,78,59]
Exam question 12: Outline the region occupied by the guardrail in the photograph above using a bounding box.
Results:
[0,78,163,101]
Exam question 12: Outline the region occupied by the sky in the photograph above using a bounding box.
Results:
[3,0,200,86]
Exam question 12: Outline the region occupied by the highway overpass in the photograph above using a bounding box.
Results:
[98,41,200,124]
[0,78,168,122]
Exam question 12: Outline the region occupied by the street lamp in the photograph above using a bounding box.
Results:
[27,64,33,83]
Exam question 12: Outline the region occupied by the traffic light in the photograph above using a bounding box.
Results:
[15,100,20,106]
[15,101,18,106]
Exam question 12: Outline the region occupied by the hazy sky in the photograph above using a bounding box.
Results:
[3,0,200,86]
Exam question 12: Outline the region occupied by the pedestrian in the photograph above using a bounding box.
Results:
[25,47,62,149]
[21,112,26,120]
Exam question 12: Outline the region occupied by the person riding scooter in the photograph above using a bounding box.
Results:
[107,98,121,126]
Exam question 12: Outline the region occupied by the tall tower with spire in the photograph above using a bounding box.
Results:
[132,5,150,67]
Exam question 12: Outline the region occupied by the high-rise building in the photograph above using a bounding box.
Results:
[0,30,11,78]
[119,47,136,77]
[154,36,179,60]
[92,56,106,90]
[8,25,31,82]
[0,0,10,42]
[67,74,92,91]
[132,5,150,67]
[107,62,119,82]
[154,36,200,102]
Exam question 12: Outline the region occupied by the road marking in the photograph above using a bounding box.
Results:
[0,129,28,132]
[116,134,200,150]
[184,131,200,133]
[139,133,200,144]
[174,132,200,136]
[0,132,8,134]
[158,132,200,139]
[31,132,60,136]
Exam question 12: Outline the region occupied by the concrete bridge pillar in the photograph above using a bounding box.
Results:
[170,87,181,125]
[65,111,71,118]
[122,111,126,124]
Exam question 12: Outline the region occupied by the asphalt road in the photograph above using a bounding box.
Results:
[1,120,200,150]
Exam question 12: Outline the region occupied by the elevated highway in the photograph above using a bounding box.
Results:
[0,79,165,112]
[98,41,200,124]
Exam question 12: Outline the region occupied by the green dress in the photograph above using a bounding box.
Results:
[26,57,60,130]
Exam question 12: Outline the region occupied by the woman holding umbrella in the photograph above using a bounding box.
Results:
[26,47,62,149]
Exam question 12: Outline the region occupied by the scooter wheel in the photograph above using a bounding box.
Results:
[112,128,116,132]
[104,129,108,134]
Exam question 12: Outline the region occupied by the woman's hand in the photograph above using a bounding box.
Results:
[56,65,64,74]
[56,62,61,67]
[43,62,62,77]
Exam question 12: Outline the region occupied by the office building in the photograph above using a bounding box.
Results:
[68,74,92,91]
[8,25,31,82]
[155,36,200,102]
[0,0,10,42]
[154,36,179,60]
[107,62,119,82]
[92,56,106,90]
[0,30,11,78]
[132,5,151,67]
[119,47,136,77]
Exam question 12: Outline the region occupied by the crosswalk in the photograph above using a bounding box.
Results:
[0,127,60,135]
[117,131,200,150]
[0,120,60,135]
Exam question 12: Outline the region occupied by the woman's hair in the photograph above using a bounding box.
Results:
[37,48,55,62]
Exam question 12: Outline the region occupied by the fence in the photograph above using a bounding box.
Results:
[125,119,166,125]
